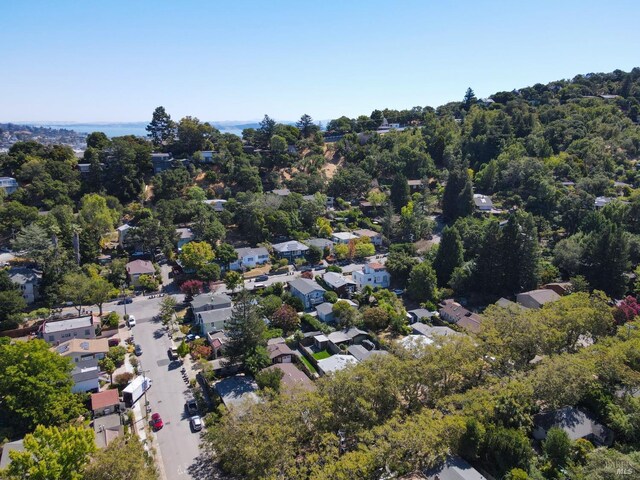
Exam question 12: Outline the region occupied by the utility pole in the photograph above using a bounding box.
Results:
[138,360,151,420]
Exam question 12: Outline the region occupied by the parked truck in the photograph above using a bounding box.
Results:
[122,375,152,407]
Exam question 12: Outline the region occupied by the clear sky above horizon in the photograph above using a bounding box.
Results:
[1,0,638,123]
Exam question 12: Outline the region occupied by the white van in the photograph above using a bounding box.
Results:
[127,315,136,327]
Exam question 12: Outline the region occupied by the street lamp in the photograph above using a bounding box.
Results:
[120,282,128,318]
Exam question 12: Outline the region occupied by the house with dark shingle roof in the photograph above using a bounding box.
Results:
[288,278,325,309]
[267,342,294,364]
[322,271,356,297]
[229,246,269,271]
[516,289,561,309]
[533,407,614,446]
[272,240,309,261]
[423,455,487,480]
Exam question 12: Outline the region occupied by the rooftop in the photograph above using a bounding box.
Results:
[323,271,355,289]
[366,262,386,271]
[176,227,194,240]
[317,354,358,374]
[55,337,109,355]
[353,228,380,237]
[332,232,358,241]
[267,342,294,359]
[263,363,315,392]
[517,289,561,307]
[411,322,459,338]
[288,277,325,295]
[125,259,155,275]
[44,315,95,334]
[235,246,269,258]
[91,389,120,411]
[423,455,487,480]
[191,293,232,310]
[8,266,41,285]
[347,344,388,362]
[272,240,309,253]
[473,193,493,208]
[214,375,260,410]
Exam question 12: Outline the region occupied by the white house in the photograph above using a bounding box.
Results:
[352,262,390,290]
[196,307,233,336]
[203,199,227,212]
[200,150,215,162]
[229,247,270,271]
[316,354,358,375]
[473,194,493,211]
[8,267,41,304]
[331,232,358,244]
[272,240,309,261]
[0,177,19,195]
[117,224,132,248]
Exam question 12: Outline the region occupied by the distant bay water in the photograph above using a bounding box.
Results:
[26,121,256,138]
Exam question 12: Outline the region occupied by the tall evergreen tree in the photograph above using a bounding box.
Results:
[434,226,464,287]
[257,114,277,149]
[500,210,540,294]
[582,220,629,297]
[442,165,474,221]
[390,173,410,212]
[462,87,477,111]
[475,220,504,296]
[146,106,175,149]
[296,114,316,138]
[224,289,268,371]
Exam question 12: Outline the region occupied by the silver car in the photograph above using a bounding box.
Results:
[190,415,203,432]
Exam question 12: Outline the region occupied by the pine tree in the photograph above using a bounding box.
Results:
[462,87,477,110]
[500,210,540,294]
[475,220,504,296]
[224,289,267,367]
[582,221,629,297]
[390,173,410,212]
[146,106,175,148]
[296,114,315,138]
[442,165,474,221]
[434,226,464,287]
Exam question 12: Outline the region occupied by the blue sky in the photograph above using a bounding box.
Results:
[0,0,638,123]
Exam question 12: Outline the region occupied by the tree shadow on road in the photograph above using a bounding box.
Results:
[188,452,231,480]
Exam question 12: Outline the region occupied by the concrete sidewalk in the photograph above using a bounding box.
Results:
[132,400,168,480]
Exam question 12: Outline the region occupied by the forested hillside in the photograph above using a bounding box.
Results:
[2,68,640,479]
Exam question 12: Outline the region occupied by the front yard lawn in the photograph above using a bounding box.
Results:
[312,350,331,360]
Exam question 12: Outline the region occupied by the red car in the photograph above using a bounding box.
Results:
[150,413,164,431]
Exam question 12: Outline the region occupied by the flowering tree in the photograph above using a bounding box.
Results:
[615,296,640,324]
[180,279,204,298]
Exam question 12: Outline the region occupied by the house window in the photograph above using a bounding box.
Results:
[85,329,90,336]
[48,335,54,342]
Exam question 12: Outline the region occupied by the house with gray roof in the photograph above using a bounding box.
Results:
[272,240,309,261]
[8,266,41,304]
[316,354,358,375]
[42,315,97,346]
[0,176,18,195]
[473,193,493,211]
[315,302,335,323]
[532,407,613,446]
[214,375,259,411]
[304,237,334,251]
[0,439,24,470]
[195,307,233,335]
[347,344,388,362]
[322,271,356,297]
[229,246,269,271]
[423,455,487,480]
[190,293,232,313]
[411,322,460,339]
[353,228,383,246]
[176,227,195,250]
[288,278,325,309]
[516,289,560,309]
[331,231,358,244]
[407,308,437,323]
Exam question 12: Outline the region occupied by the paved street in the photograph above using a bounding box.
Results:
[109,294,202,480]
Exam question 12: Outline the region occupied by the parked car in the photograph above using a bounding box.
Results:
[118,298,133,305]
[151,413,164,431]
[185,334,201,342]
[134,344,143,356]
[392,289,405,296]
[190,415,203,432]
[127,316,136,327]
[255,274,269,282]
[108,338,121,347]
[168,347,179,360]
[185,399,198,416]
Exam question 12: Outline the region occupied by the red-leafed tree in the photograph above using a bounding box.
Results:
[615,296,640,324]
[180,279,204,299]
[270,304,300,333]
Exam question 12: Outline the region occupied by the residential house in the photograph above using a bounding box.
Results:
[0,440,24,470]
[93,412,124,449]
[8,266,41,304]
[352,262,391,290]
[542,282,572,296]
[55,338,109,369]
[125,259,155,287]
[269,188,291,197]
[262,363,315,392]
[288,278,325,310]
[117,224,132,248]
[407,308,437,323]
[151,153,173,174]
[0,176,18,195]
[272,240,309,261]
[423,455,487,480]
[407,179,424,192]
[302,194,334,210]
[304,237,334,253]
[77,163,91,175]
[151,152,173,172]
[176,227,195,250]
[532,407,614,446]
[400,334,434,350]
[411,322,460,339]
[353,228,383,247]
[516,289,561,309]
[203,198,227,211]
[347,344,388,362]
[190,292,232,314]
[331,232,358,244]
[207,330,228,358]
[267,342,294,364]
[214,375,260,411]
[439,299,482,334]
[42,315,97,345]
[317,354,358,375]
[322,271,356,297]
[91,389,121,417]
[315,302,336,323]
[473,193,493,211]
[229,246,270,271]
[595,196,613,208]
[195,307,233,336]
[200,150,215,162]
[326,327,369,352]
[495,297,522,309]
